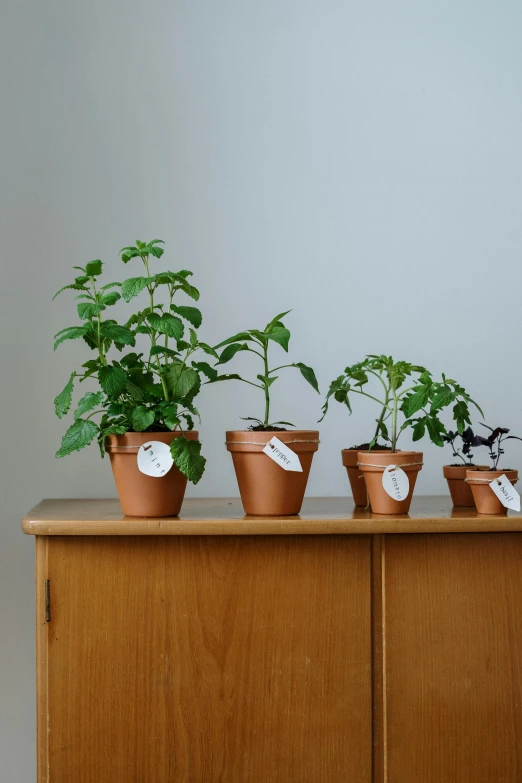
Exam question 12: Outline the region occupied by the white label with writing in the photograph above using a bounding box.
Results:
[382,464,410,501]
[263,437,303,472]
[137,441,174,478]
[489,474,520,511]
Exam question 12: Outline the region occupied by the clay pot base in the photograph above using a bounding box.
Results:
[342,449,392,507]
[466,469,519,515]
[443,465,488,507]
[106,431,198,517]
[357,451,423,515]
[226,430,319,516]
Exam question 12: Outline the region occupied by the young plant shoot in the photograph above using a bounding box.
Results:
[474,424,522,470]
[321,355,483,452]
[211,311,320,430]
[442,426,484,466]
[53,240,217,483]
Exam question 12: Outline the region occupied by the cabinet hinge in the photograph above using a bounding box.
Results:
[45,580,51,623]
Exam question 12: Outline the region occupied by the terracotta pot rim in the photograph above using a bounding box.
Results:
[105,430,198,454]
[226,430,320,453]
[466,468,518,484]
[357,451,423,473]
[443,464,489,477]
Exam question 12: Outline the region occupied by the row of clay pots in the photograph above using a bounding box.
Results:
[106,431,518,518]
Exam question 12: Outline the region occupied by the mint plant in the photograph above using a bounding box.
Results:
[53,240,217,483]
[321,355,483,452]
[210,311,319,430]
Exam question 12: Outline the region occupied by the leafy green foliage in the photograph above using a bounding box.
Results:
[321,355,483,452]
[210,312,320,429]
[53,238,208,484]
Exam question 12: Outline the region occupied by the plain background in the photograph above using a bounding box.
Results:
[2,0,522,777]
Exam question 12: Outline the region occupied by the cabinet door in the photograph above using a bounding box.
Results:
[38,534,371,783]
[379,533,522,783]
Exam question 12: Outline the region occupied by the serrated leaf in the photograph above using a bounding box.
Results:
[402,384,431,417]
[294,362,320,393]
[86,259,103,277]
[121,277,150,302]
[56,419,99,457]
[217,342,250,364]
[212,374,243,383]
[99,365,127,397]
[107,402,125,416]
[99,323,136,346]
[412,419,426,441]
[101,424,127,437]
[54,373,75,418]
[131,406,155,432]
[101,282,121,291]
[170,304,202,328]
[74,391,104,419]
[170,437,206,484]
[426,416,446,447]
[192,361,218,382]
[52,283,89,300]
[150,345,180,359]
[54,325,90,350]
[100,291,121,306]
[148,312,184,340]
[77,302,105,320]
[165,364,199,399]
[430,386,455,412]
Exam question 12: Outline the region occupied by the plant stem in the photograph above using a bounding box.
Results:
[263,340,270,427]
[372,386,390,444]
[391,389,399,452]
[143,255,169,402]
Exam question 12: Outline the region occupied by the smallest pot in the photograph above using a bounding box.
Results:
[443,465,488,507]
[358,451,423,515]
[466,469,519,515]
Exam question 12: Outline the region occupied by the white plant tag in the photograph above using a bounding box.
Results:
[382,464,410,501]
[263,437,303,472]
[489,474,521,511]
[137,441,174,478]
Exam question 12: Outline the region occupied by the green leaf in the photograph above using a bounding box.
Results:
[53,282,89,300]
[107,402,124,416]
[429,386,455,413]
[74,391,104,419]
[217,342,250,364]
[214,332,255,349]
[100,291,121,306]
[101,282,121,291]
[165,364,199,398]
[101,424,127,437]
[426,415,446,447]
[148,313,184,340]
[99,365,127,397]
[54,325,90,351]
[257,374,278,387]
[99,323,136,346]
[150,346,180,359]
[148,245,164,259]
[56,419,99,457]
[192,361,218,382]
[402,384,431,417]
[265,311,292,332]
[131,406,155,432]
[412,419,426,441]
[77,302,105,320]
[212,374,244,383]
[121,277,149,302]
[267,327,290,352]
[86,260,103,277]
[170,437,206,484]
[198,342,219,359]
[294,362,320,393]
[54,373,75,418]
[170,304,202,328]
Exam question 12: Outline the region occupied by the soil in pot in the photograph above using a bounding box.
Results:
[357,451,423,514]
[466,468,519,514]
[342,445,392,507]
[443,464,488,507]
[226,430,319,516]
[106,430,199,517]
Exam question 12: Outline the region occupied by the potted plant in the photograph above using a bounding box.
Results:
[210,311,320,515]
[442,427,488,506]
[53,239,215,517]
[466,425,522,514]
[321,355,482,514]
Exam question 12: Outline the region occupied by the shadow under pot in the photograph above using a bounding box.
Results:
[466,469,519,515]
[357,451,423,515]
[226,430,320,516]
[105,431,199,517]
[342,449,392,507]
[443,464,489,507]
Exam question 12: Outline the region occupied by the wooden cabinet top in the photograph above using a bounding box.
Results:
[21,497,522,536]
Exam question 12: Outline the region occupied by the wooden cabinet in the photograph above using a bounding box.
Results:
[23,498,522,783]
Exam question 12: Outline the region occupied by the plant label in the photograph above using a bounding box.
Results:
[263,437,303,472]
[382,465,410,501]
[489,474,520,511]
[137,441,174,478]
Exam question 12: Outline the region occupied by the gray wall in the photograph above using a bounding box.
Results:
[2,0,522,777]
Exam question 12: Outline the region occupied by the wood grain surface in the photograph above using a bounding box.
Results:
[39,534,372,783]
[380,533,522,783]
[22,497,522,536]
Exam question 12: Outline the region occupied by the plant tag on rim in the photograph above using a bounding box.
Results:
[489,474,520,511]
[382,465,410,501]
[263,436,302,472]
[137,441,174,478]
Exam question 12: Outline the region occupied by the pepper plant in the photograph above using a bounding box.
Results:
[53,239,217,483]
[321,355,483,452]
[210,311,319,429]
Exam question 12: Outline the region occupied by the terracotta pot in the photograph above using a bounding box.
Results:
[357,451,423,515]
[105,431,199,517]
[342,449,392,507]
[443,465,489,507]
[466,469,519,515]
[226,430,319,516]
